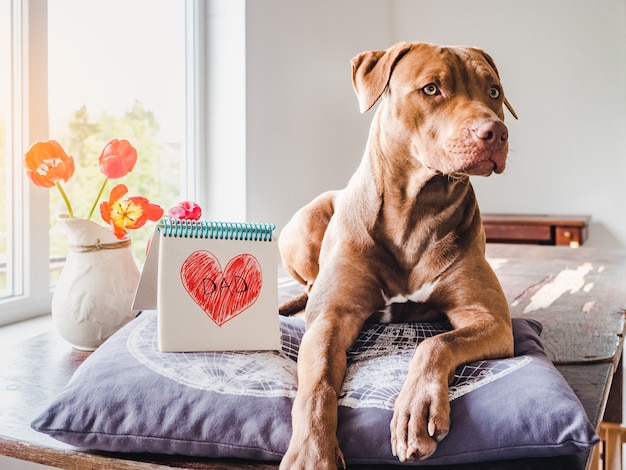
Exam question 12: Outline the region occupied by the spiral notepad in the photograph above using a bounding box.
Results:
[132,218,281,352]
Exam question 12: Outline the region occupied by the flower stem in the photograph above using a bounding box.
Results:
[55,182,74,218]
[87,177,109,221]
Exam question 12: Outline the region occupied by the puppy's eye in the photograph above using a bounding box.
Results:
[422,84,440,96]
[489,86,501,99]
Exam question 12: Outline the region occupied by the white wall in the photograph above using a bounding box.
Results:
[244,0,394,230]
[241,0,626,248]
[203,0,247,221]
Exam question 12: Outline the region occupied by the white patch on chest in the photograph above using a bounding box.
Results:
[379,278,441,323]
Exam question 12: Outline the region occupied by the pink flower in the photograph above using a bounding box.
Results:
[168,201,202,220]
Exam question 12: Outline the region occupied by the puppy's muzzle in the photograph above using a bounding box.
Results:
[468,118,509,175]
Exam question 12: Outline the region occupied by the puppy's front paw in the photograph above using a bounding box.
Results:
[280,437,346,470]
[389,380,450,462]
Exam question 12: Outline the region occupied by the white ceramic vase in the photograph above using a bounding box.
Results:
[51,214,140,350]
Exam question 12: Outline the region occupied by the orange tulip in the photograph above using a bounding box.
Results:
[98,139,137,179]
[23,140,75,188]
[23,140,75,217]
[100,184,164,239]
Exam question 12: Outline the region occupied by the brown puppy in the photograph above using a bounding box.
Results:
[278,42,517,469]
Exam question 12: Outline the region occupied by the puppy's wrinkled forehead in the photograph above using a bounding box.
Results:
[389,44,502,93]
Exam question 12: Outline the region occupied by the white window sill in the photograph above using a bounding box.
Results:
[0,314,53,349]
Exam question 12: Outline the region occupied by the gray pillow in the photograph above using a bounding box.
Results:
[31,311,598,465]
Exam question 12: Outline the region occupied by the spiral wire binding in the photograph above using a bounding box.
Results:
[158,218,275,241]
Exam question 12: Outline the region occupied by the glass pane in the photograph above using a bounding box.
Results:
[0,1,11,299]
[47,0,186,282]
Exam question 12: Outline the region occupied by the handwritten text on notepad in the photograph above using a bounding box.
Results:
[180,251,262,326]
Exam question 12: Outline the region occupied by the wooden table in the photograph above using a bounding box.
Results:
[1,244,625,470]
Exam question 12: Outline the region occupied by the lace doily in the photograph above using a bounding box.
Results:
[127,313,531,409]
[128,313,300,398]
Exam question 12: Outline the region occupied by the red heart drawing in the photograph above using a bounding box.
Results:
[180,251,262,326]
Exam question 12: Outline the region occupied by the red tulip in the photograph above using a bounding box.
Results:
[23,140,75,188]
[100,184,164,239]
[168,201,202,220]
[98,139,137,179]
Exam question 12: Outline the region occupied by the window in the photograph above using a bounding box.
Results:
[0,0,51,325]
[47,0,187,276]
[1,0,204,326]
[0,1,11,301]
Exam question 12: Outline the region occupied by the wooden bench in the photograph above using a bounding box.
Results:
[482,213,591,247]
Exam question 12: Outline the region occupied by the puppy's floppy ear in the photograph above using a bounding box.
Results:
[351,42,412,113]
[503,97,518,120]
[475,48,519,120]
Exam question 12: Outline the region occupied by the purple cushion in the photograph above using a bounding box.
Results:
[32,312,598,464]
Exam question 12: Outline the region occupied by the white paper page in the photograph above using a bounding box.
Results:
[156,222,281,352]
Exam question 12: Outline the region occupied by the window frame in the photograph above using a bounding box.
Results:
[0,0,51,326]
